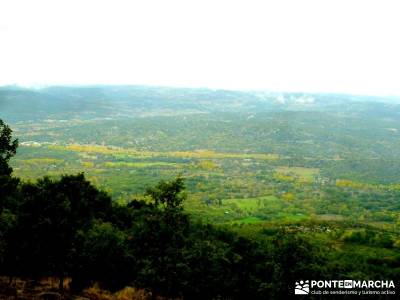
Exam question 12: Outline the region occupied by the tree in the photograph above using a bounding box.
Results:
[270,232,327,298]
[0,119,19,277]
[72,221,133,292]
[145,176,186,209]
[0,119,19,210]
[126,177,190,297]
[0,119,18,177]
[16,174,114,292]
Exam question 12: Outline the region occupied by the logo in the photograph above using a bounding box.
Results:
[295,280,310,295]
[294,280,396,296]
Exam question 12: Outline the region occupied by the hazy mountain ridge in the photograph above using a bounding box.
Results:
[2,85,400,123]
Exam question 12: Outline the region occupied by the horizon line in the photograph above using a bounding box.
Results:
[1,83,400,98]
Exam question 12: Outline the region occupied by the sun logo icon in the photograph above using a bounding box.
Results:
[295,280,310,294]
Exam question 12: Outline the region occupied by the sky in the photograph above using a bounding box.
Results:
[0,0,399,95]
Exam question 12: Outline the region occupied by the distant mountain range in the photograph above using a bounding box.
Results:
[1,85,400,123]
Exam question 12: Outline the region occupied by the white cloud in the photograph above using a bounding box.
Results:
[0,0,399,95]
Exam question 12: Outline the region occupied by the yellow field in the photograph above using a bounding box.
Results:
[48,144,279,160]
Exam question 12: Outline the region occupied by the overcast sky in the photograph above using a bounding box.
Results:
[0,0,399,95]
